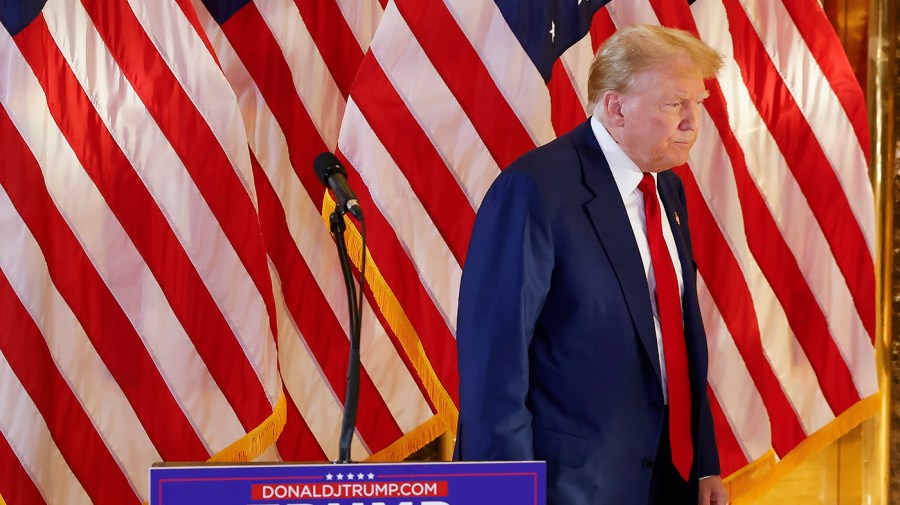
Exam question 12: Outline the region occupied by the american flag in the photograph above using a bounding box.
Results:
[0,0,876,504]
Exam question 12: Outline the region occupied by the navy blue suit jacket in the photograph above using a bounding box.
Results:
[456,120,720,505]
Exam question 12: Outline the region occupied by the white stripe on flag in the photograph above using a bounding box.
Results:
[0,345,92,505]
[735,0,874,253]
[559,33,593,112]
[41,0,278,405]
[442,0,555,147]
[340,99,463,335]
[1,7,250,455]
[201,10,434,437]
[605,0,659,27]
[688,108,834,435]
[0,185,156,498]
[694,5,874,396]
[697,274,770,462]
[256,0,345,149]
[334,0,384,53]
[370,4,500,210]
[271,268,370,460]
[126,0,257,197]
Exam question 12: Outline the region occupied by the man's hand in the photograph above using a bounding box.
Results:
[698,475,728,505]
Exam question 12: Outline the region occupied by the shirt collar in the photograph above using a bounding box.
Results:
[589,116,655,198]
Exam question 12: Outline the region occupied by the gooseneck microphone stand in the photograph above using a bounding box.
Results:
[329,206,366,464]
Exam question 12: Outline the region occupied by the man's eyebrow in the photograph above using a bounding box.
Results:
[667,90,711,102]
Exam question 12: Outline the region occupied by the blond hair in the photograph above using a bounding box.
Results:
[587,25,723,108]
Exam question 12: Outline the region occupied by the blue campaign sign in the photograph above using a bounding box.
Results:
[149,461,545,505]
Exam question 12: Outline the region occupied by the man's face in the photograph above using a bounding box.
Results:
[614,57,709,173]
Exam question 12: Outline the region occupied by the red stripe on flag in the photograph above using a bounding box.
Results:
[708,387,749,476]
[719,0,874,341]
[652,0,864,416]
[351,54,476,265]
[589,8,615,53]
[706,80,862,422]
[277,387,329,461]
[174,0,220,68]
[0,95,207,461]
[294,0,364,98]
[0,428,47,505]
[779,0,870,162]
[334,161,460,404]
[249,153,330,462]
[676,167,807,455]
[395,0,537,169]
[0,270,138,504]
[220,3,328,203]
[548,59,586,137]
[14,15,273,432]
[359,279,440,415]
[647,0,697,32]
[80,0,280,343]
[252,155,406,453]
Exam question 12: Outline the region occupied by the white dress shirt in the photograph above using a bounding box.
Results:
[590,116,684,403]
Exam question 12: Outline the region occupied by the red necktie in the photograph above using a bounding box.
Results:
[638,173,693,481]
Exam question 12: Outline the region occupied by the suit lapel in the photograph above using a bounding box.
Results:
[572,121,662,383]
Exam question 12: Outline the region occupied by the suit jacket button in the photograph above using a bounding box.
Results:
[642,458,655,468]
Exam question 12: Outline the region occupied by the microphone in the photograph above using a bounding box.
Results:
[313,152,363,220]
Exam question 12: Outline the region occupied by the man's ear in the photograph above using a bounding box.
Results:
[602,92,626,127]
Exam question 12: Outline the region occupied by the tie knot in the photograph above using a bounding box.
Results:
[638,172,656,196]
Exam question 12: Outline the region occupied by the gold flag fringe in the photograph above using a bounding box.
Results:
[138,393,287,504]
[0,491,6,505]
[322,195,458,461]
[722,449,777,500]
[725,392,880,503]
[207,392,287,463]
[367,415,449,462]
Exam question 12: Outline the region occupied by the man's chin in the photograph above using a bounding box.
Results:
[669,149,693,167]
[654,156,690,172]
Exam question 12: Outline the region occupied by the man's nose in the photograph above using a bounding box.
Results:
[679,102,701,131]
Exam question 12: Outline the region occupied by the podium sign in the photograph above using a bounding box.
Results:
[149,461,545,505]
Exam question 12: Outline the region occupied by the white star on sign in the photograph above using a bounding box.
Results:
[336,473,344,481]
[368,473,375,480]
[357,473,365,480]
[325,473,333,481]
[549,20,556,43]
[347,473,355,480]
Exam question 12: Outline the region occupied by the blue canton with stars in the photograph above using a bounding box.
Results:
[200,0,252,24]
[0,0,47,36]
[493,0,610,83]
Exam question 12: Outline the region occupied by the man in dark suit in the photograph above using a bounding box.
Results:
[456,25,728,505]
